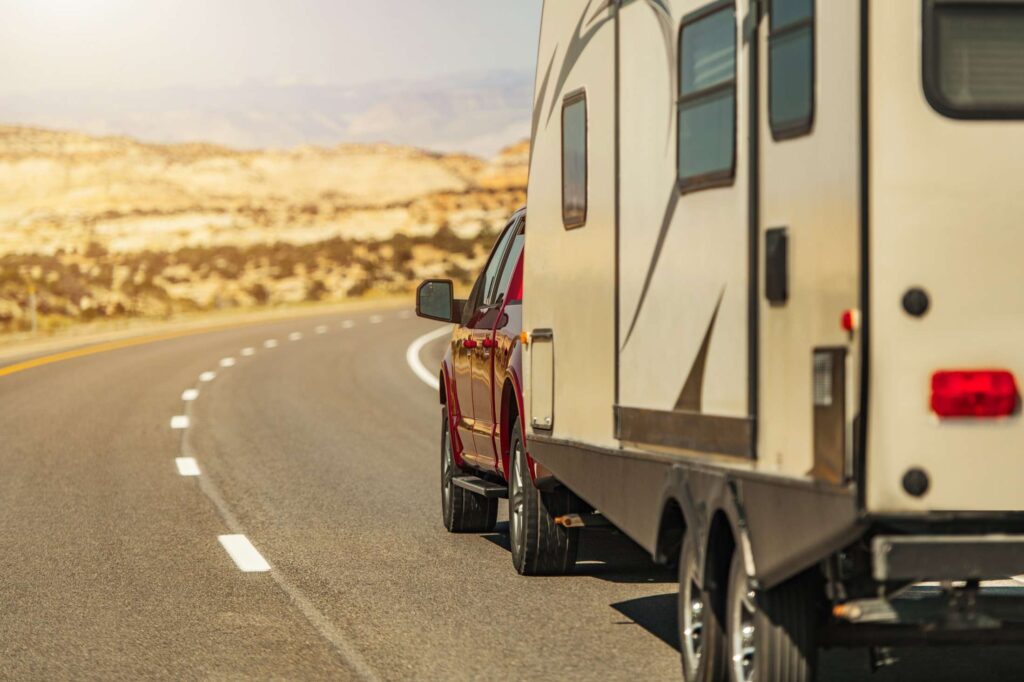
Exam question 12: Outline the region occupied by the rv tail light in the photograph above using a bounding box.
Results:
[931,370,1018,418]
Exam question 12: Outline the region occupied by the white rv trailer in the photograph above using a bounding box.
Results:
[522,0,1024,678]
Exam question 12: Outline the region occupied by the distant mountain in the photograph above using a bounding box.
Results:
[0,71,533,157]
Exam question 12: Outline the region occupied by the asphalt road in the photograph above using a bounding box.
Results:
[0,307,1022,680]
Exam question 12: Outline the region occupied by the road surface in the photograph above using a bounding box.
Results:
[0,307,1021,680]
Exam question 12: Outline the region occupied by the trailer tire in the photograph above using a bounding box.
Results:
[441,413,498,533]
[726,551,820,682]
[678,537,728,682]
[508,418,579,575]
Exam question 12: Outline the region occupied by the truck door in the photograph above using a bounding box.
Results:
[471,223,525,471]
[460,216,520,468]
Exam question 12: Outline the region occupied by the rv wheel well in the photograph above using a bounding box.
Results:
[705,511,737,603]
[655,499,687,566]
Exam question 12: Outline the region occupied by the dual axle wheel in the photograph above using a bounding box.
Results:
[678,541,820,682]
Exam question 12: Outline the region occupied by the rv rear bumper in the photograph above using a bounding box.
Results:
[873,534,1024,582]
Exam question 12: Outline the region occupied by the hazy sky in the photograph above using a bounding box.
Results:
[0,0,542,94]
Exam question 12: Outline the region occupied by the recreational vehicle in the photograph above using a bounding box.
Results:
[519,0,1024,679]
[417,0,1024,678]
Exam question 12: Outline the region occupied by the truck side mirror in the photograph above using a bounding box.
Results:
[416,279,464,323]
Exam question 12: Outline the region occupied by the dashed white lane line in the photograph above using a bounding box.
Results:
[200,371,217,382]
[241,347,256,357]
[170,415,191,429]
[341,320,355,329]
[398,310,413,319]
[315,325,328,334]
[369,315,383,324]
[175,457,201,476]
[218,534,271,573]
[220,357,236,368]
[289,332,303,341]
[264,339,278,349]
[405,325,452,391]
[181,388,200,402]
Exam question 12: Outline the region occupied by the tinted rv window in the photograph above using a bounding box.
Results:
[769,0,814,138]
[678,3,736,191]
[562,92,588,228]
[924,2,1024,118]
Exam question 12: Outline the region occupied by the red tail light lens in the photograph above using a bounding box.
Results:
[931,370,1019,418]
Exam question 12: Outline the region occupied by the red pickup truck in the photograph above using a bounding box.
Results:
[416,208,584,575]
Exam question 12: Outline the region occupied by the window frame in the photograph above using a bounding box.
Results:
[561,89,589,229]
[492,220,525,306]
[922,0,1024,121]
[768,0,816,140]
[676,0,739,195]
[465,216,520,322]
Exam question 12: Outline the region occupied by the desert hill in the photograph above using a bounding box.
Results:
[0,126,527,332]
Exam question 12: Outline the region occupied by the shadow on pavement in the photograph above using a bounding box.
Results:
[610,593,680,652]
[820,645,1024,681]
[481,522,675,584]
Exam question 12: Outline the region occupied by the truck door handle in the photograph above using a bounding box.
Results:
[462,339,478,349]
[481,338,496,349]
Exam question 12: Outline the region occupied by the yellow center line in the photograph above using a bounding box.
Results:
[0,319,274,379]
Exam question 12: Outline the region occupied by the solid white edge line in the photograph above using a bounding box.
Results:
[405,325,452,391]
[175,457,201,476]
[218,534,271,572]
[181,388,200,401]
[170,415,190,429]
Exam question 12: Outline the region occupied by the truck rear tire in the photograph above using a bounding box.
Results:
[726,551,820,682]
[508,418,579,575]
[441,413,498,533]
[678,537,727,681]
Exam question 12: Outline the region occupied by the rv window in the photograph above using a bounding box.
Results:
[562,92,588,229]
[769,0,814,138]
[678,2,737,192]
[924,1,1024,118]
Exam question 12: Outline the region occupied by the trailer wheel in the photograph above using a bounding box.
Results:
[726,551,820,682]
[441,413,498,533]
[508,418,578,575]
[678,537,727,682]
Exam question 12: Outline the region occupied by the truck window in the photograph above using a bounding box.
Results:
[769,0,814,139]
[562,91,588,229]
[494,227,525,304]
[678,1,737,192]
[923,1,1024,119]
[479,219,519,308]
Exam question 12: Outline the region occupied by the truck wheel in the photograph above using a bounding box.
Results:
[678,538,727,681]
[508,418,578,575]
[726,551,819,682]
[441,413,497,533]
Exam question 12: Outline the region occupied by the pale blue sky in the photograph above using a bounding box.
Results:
[0,0,543,94]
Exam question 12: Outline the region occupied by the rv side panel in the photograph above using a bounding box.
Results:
[524,0,618,448]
